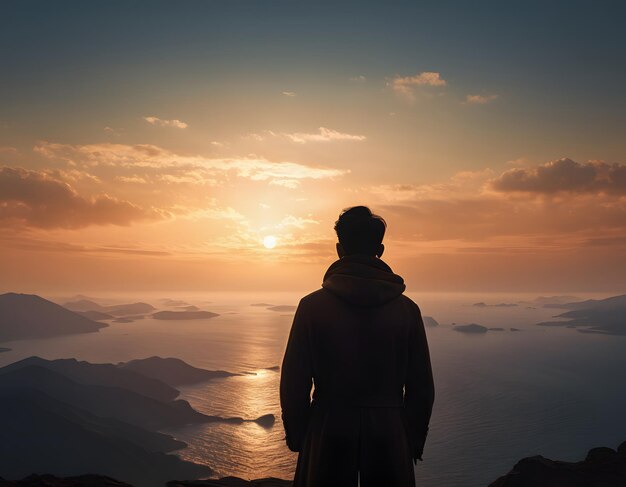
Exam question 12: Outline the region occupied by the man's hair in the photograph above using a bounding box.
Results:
[334,206,387,256]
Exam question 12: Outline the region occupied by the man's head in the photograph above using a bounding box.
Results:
[334,206,386,258]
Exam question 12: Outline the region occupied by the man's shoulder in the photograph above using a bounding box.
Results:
[299,288,330,306]
[398,294,421,310]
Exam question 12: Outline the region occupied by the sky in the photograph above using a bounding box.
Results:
[1,0,625,294]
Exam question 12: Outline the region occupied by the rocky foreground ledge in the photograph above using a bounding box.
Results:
[489,441,626,486]
[0,477,290,487]
[2,441,625,487]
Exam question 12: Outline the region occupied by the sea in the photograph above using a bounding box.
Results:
[1,291,625,487]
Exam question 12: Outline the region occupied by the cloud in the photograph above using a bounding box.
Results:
[282,91,296,97]
[491,158,626,195]
[350,75,366,83]
[465,94,499,104]
[243,128,365,144]
[0,166,160,229]
[364,160,626,245]
[143,116,188,129]
[283,127,366,143]
[103,126,122,136]
[277,215,319,229]
[35,141,348,188]
[388,72,446,100]
[1,234,172,256]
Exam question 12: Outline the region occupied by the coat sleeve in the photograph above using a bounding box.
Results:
[403,304,435,462]
[280,299,313,452]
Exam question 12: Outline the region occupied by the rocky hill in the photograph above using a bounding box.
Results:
[0,293,106,341]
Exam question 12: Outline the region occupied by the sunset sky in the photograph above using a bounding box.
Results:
[1,1,625,293]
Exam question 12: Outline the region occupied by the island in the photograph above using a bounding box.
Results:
[119,356,239,386]
[0,356,275,487]
[423,316,439,327]
[536,294,626,335]
[152,311,220,320]
[267,305,297,312]
[0,293,107,342]
[453,323,488,334]
[76,310,116,321]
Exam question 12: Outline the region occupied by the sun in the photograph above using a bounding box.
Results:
[263,235,277,249]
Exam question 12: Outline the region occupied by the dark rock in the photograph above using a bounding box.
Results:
[585,447,617,462]
[252,413,276,428]
[0,474,134,486]
[488,441,626,486]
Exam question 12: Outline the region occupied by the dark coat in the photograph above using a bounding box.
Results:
[280,255,435,487]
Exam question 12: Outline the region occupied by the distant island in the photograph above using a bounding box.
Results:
[0,356,274,487]
[76,310,116,321]
[251,303,274,307]
[159,299,190,307]
[0,293,106,342]
[516,295,582,307]
[176,305,201,311]
[152,311,220,320]
[423,316,439,327]
[0,347,10,353]
[536,294,626,335]
[119,356,239,386]
[267,305,297,312]
[64,299,156,317]
[453,323,488,334]
[473,302,518,308]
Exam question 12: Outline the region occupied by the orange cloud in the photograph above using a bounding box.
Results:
[143,116,188,129]
[0,166,159,229]
[283,127,366,144]
[388,71,446,100]
[365,160,626,246]
[491,158,626,195]
[465,94,499,104]
[35,142,347,187]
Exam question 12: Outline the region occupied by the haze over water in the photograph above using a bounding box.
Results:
[1,291,624,487]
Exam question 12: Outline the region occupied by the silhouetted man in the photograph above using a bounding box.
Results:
[280,206,435,487]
